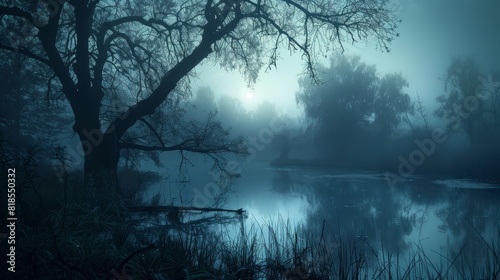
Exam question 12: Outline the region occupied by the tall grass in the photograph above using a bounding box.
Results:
[8,186,500,279]
[129,213,500,280]
[3,148,499,279]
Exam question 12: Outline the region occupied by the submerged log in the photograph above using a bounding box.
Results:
[128,205,246,215]
[128,205,246,227]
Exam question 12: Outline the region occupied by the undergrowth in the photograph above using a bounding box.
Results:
[1,147,499,279]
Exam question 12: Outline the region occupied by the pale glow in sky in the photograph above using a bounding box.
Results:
[244,89,255,102]
[194,0,500,119]
[195,52,309,116]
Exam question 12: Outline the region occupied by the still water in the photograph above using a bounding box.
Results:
[228,163,499,264]
[148,161,500,268]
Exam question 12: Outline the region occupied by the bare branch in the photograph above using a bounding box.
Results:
[0,43,50,65]
[137,117,166,148]
[0,5,38,27]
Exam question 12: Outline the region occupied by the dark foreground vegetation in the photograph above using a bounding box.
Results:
[2,149,499,279]
[0,0,498,278]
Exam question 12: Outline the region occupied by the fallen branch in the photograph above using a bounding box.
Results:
[128,205,246,215]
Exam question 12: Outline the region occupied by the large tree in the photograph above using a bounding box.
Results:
[296,54,412,160]
[0,0,399,190]
[297,55,378,131]
[373,72,413,135]
[435,57,500,149]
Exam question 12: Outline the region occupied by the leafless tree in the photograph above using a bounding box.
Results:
[0,0,400,191]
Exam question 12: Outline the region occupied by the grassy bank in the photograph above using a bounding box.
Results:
[1,155,499,279]
[5,179,499,279]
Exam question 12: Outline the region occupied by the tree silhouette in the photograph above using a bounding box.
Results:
[0,0,399,191]
[435,57,500,179]
[297,55,411,162]
[297,55,377,161]
[373,72,413,136]
[436,57,500,149]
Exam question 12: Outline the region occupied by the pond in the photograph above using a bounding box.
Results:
[146,161,500,276]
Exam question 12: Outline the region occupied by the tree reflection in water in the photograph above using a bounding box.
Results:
[270,168,500,269]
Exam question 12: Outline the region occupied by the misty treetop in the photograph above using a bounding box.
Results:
[296,54,413,162]
[2,1,500,279]
[283,54,500,180]
[0,0,400,190]
[436,57,500,149]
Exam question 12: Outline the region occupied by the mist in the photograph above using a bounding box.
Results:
[1,0,499,278]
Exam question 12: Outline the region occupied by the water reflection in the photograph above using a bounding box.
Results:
[227,164,500,266]
[146,161,500,272]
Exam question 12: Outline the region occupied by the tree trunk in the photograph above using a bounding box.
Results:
[64,99,121,200]
[79,127,121,199]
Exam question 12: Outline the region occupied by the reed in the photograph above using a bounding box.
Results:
[5,153,499,280]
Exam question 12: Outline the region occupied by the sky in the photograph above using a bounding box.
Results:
[193,0,500,119]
